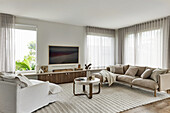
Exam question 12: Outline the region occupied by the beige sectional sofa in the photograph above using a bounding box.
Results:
[94,64,170,97]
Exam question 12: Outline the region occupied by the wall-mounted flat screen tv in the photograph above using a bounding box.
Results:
[49,46,79,64]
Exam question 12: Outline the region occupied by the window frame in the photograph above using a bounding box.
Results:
[14,24,37,74]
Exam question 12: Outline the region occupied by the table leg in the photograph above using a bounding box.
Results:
[83,85,85,92]
[89,83,93,99]
[73,81,75,95]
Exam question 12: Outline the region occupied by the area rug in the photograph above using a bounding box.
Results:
[35,82,170,113]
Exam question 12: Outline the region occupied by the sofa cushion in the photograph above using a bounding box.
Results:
[150,68,167,82]
[125,66,138,76]
[136,66,146,76]
[110,65,124,74]
[141,69,152,79]
[132,78,158,90]
[117,75,136,83]
[114,66,124,74]
[145,67,156,72]
[122,65,129,73]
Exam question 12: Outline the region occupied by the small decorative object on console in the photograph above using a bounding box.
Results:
[85,63,92,69]
[39,68,44,73]
[41,66,48,72]
[87,75,95,81]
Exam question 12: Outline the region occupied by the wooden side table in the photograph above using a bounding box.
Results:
[73,77,100,99]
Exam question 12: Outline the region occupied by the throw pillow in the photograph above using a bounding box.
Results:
[136,66,146,76]
[125,67,138,76]
[122,65,129,74]
[141,69,152,79]
[150,68,167,82]
[114,66,124,74]
[110,65,124,74]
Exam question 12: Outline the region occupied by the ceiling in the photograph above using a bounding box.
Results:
[0,0,170,29]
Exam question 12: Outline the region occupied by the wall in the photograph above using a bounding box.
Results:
[15,17,86,69]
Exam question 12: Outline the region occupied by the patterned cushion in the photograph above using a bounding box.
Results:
[114,66,124,74]
[110,65,124,74]
[141,69,152,79]
[125,66,138,76]
[132,78,158,90]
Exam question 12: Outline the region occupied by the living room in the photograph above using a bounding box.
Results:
[0,0,170,113]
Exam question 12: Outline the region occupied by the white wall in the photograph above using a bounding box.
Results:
[15,17,86,68]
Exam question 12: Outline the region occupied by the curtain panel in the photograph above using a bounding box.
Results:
[118,16,170,68]
[86,26,115,68]
[0,13,15,72]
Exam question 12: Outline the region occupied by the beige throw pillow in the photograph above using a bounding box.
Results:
[114,66,124,74]
[141,69,152,79]
[150,68,167,82]
[109,65,124,74]
[125,67,138,76]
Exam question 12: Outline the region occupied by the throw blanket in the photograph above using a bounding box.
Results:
[100,70,117,86]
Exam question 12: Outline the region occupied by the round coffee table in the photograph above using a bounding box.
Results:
[73,77,101,99]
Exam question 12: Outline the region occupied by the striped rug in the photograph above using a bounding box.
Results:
[35,82,170,113]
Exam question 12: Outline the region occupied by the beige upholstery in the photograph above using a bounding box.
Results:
[122,65,129,73]
[125,66,138,76]
[132,78,158,90]
[145,67,156,71]
[141,69,152,79]
[96,65,170,97]
[159,73,170,91]
[136,66,146,76]
[114,66,124,74]
[117,75,136,84]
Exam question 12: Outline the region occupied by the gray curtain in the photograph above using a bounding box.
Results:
[118,16,170,68]
[86,26,115,37]
[0,13,15,72]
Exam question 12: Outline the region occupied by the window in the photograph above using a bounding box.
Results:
[15,25,37,72]
[136,29,162,67]
[86,35,114,68]
[123,29,162,68]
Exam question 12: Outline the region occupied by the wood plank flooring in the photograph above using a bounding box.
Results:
[122,98,170,113]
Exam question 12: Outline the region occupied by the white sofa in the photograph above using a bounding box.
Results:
[0,78,61,113]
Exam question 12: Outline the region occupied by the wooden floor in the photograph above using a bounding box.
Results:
[122,98,170,113]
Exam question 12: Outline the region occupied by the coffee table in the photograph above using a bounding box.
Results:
[73,77,100,99]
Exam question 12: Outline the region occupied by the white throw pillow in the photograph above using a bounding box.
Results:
[49,83,63,94]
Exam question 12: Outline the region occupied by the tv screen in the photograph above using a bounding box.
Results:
[49,46,79,64]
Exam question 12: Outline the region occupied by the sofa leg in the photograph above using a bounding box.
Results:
[100,82,102,87]
[130,85,132,88]
[154,90,157,97]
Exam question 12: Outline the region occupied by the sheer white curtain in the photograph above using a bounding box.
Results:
[123,33,135,65]
[136,29,162,67]
[86,26,115,68]
[0,13,15,72]
[119,17,170,68]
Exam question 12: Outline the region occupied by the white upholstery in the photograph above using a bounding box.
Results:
[0,79,61,113]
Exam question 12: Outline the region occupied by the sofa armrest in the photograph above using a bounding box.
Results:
[106,67,110,71]
[159,73,170,91]
[18,82,49,113]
